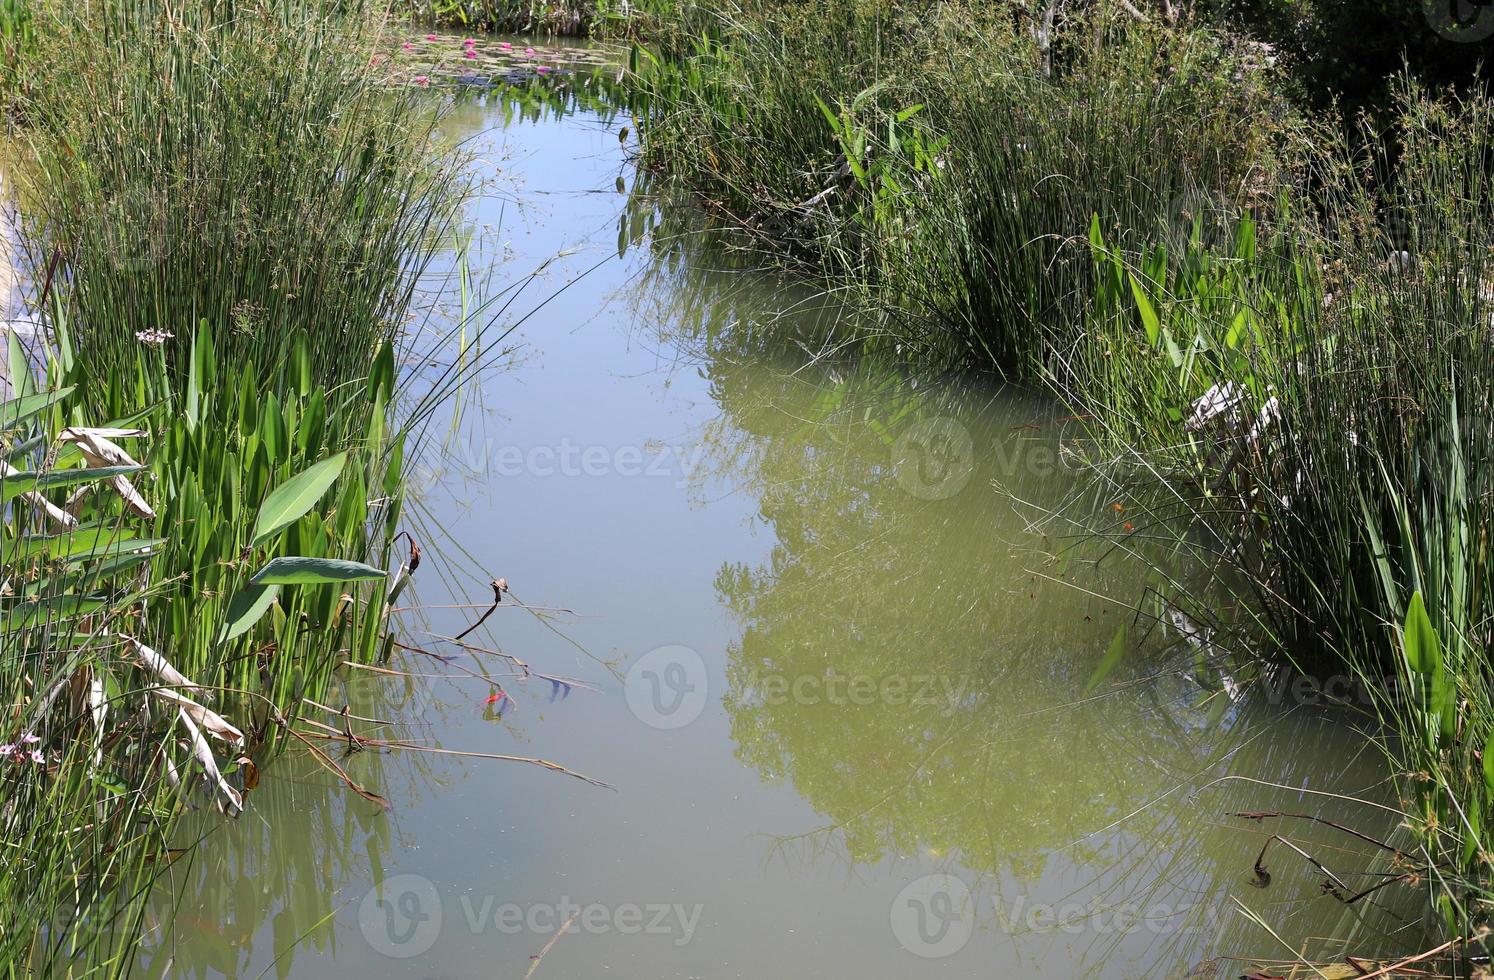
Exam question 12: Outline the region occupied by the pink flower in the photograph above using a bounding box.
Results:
[536,65,550,74]
[524,47,535,56]
[500,41,512,49]
[464,50,477,59]
[414,75,430,87]
[28,750,42,764]
[0,746,13,759]
[463,38,477,47]
[401,42,413,50]
[20,734,39,745]
[425,33,437,41]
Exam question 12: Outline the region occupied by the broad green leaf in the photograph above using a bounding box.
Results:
[249,556,385,586]
[1127,272,1161,345]
[1403,590,1442,676]
[218,583,281,643]
[1,464,143,503]
[0,386,74,430]
[1431,661,1456,743]
[1084,624,1128,694]
[250,452,347,548]
[185,327,201,433]
[2,595,110,628]
[11,529,164,563]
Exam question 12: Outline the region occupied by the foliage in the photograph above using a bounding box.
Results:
[626,1,1303,374]
[1051,78,1494,948]
[13,0,465,401]
[0,1,464,973]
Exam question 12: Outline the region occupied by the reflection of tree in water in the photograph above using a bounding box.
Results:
[687,351,1423,970]
[130,671,448,980]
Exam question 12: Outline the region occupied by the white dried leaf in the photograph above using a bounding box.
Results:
[57,427,155,519]
[151,687,243,744]
[176,708,242,815]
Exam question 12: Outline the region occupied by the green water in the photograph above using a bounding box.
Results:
[132,81,1424,980]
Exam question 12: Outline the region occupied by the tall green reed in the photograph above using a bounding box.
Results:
[0,1,470,973]
[1053,77,1494,947]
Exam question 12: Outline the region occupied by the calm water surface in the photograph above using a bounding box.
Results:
[138,80,1420,980]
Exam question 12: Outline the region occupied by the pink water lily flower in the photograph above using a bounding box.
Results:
[463,37,477,46]
[464,50,477,59]
[524,47,535,56]
[536,65,551,74]
[500,41,512,49]
[425,33,437,40]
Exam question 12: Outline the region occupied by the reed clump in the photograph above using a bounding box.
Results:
[0,1,464,973]
[627,1,1302,372]
[1055,79,1494,947]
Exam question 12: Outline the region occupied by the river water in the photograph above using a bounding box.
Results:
[135,65,1424,980]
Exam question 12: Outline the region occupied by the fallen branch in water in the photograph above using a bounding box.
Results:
[286,728,391,810]
[524,908,581,979]
[1233,810,1428,904]
[293,727,613,789]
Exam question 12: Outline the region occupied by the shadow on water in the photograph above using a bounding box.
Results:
[131,59,1434,980]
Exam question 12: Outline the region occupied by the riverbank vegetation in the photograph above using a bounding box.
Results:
[0,0,465,971]
[622,0,1494,966]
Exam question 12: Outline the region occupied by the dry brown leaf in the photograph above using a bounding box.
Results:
[151,687,243,744]
[57,427,155,519]
[132,639,210,698]
[177,707,242,815]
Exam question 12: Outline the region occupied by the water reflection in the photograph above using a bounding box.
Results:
[131,77,1435,980]
[688,354,1423,972]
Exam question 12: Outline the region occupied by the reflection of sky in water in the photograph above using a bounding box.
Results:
[139,90,1422,980]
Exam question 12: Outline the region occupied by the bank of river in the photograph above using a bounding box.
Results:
[132,71,1423,980]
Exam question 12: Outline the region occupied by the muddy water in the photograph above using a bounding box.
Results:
[136,80,1423,980]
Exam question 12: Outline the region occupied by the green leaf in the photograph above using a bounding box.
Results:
[1432,661,1457,743]
[185,326,201,433]
[1127,272,1161,345]
[250,452,347,548]
[1084,624,1128,694]
[218,583,281,643]
[249,556,385,586]
[91,771,128,795]
[1484,728,1494,796]
[1,465,144,504]
[0,386,73,430]
[1403,590,1442,676]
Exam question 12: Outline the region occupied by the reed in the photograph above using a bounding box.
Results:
[1052,78,1494,949]
[0,1,467,973]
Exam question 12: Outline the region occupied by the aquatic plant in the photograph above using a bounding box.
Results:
[626,1,1301,374]
[0,0,468,972]
[1049,77,1494,956]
